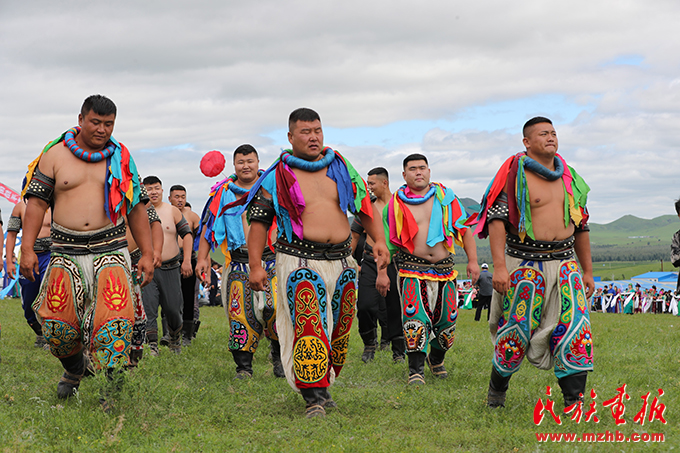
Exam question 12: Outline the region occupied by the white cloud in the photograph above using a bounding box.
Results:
[2,0,680,225]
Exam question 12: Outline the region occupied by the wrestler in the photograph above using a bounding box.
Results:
[384,154,479,385]
[168,184,201,345]
[351,167,405,363]
[473,117,594,408]
[195,144,283,379]
[20,95,154,399]
[124,200,163,367]
[141,176,193,355]
[5,201,52,348]
[244,108,389,418]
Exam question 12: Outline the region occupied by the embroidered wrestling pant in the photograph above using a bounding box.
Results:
[33,247,135,369]
[276,253,357,391]
[129,250,148,354]
[490,256,594,379]
[222,258,278,353]
[395,253,459,354]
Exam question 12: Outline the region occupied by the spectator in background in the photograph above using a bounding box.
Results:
[475,263,493,322]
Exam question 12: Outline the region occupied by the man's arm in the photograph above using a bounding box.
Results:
[248,221,269,291]
[574,230,595,298]
[127,202,154,287]
[5,204,22,279]
[20,197,48,282]
[195,235,211,283]
[488,219,509,294]
[150,219,163,268]
[357,204,389,270]
[462,228,480,284]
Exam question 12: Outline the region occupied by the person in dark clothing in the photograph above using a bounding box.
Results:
[475,263,493,321]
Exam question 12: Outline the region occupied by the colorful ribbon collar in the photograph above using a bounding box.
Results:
[64,127,117,162]
[397,184,436,205]
[280,149,336,171]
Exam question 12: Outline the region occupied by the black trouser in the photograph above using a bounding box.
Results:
[357,256,402,344]
[181,256,198,323]
[475,294,491,321]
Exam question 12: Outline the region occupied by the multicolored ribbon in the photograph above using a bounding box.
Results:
[22,128,142,224]
[471,152,590,242]
[384,183,468,256]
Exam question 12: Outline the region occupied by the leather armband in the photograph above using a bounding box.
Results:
[486,192,509,223]
[147,204,160,224]
[575,222,590,233]
[24,167,55,204]
[6,215,21,233]
[248,190,275,226]
[176,216,192,238]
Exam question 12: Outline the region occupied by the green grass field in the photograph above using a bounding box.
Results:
[1,299,678,452]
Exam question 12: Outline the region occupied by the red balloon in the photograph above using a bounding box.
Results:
[200,150,225,177]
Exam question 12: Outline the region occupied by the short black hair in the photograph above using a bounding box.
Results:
[81,94,117,117]
[675,197,680,214]
[143,175,162,186]
[170,185,186,193]
[368,167,389,179]
[233,144,258,161]
[185,202,192,208]
[289,108,321,132]
[523,116,553,137]
[403,153,428,169]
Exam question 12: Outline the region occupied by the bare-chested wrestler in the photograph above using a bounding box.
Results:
[384,154,479,385]
[351,167,405,363]
[5,201,52,348]
[242,108,389,418]
[124,200,163,366]
[472,117,594,408]
[195,144,283,379]
[168,185,201,345]
[142,176,193,355]
[20,94,154,399]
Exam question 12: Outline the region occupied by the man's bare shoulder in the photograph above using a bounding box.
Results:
[37,142,68,174]
[11,202,24,218]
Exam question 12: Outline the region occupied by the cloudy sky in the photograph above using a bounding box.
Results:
[1,0,679,225]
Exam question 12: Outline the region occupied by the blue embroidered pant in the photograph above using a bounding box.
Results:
[489,256,594,380]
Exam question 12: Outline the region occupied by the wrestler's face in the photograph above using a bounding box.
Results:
[288,120,324,161]
[168,190,186,209]
[402,160,430,192]
[367,174,388,198]
[145,183,163,205]
[233,152,259,184]
[78,110,116,151]
[523,122,558,161]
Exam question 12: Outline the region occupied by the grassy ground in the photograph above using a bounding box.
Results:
[0,298,678,452]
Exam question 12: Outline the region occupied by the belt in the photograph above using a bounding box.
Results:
[505,234,575,261]
[34,237,52,253]
[51,222,127,255]
[275,235,352,260]
[160,253,181,270]
[393,251,455,273]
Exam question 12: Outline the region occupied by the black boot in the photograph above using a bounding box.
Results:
[300,387,327,418]
[426,347,448,378]
[360,329,377,363]
[558,372,588,408]
[168,325,182,355]
[146,330,159,356]
[407,351,426,385]
[392,337,406,363]
[270,340,285,378]
[487,367,511,408]
[57,350,86,399]
[193,320,201,339]
[232,351,254,379]
[182,320,194,347]
[29,322,48,349]
[128,348,143,368]
[159,317,170,347]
